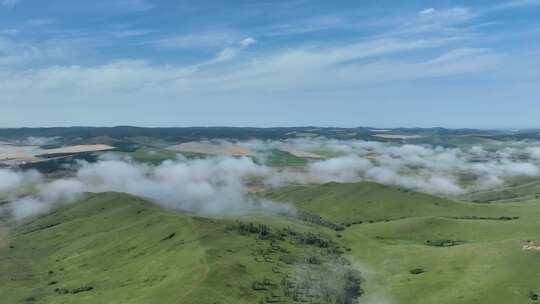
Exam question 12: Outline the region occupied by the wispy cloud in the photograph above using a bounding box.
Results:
[168,36,257,67]
[416,6,476,23]
[383,6,478,38]
[0,36,75,67]
[112,29,152,38]
[154,33,257,64]
[240,37,256,47]
[262,15,355,37]
[155,32,237,49]
[492,0,540,10]
[0,36,502,102]
[419,8,436,15]
[0,1,538,127]
[8,139,540,220]
[26,18,56,26]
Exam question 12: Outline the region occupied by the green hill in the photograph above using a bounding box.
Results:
[0,192,361,304]
[267,182,540,304]
[265,182,523,225]
[457,176,540,203]
[3,182,540,304]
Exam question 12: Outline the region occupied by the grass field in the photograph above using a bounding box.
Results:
[2,182,540,303]
[268,182,540,304]
[457,176,540,203]
[114,149,212,164]
[264,150,308,167]
[111,149,180,164]
[0,193,360,304]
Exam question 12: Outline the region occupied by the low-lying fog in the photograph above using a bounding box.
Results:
[3,138,540,220]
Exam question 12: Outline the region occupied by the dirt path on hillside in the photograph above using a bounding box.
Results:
[178,260,210,302]
[0,225,9,249]
[177,219,210,302]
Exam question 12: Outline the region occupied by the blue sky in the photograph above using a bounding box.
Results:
[0,0,539,128]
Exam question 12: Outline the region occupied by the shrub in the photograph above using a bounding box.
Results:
[409,268,425,275]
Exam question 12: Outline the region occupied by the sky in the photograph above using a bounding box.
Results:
[0,0,539,128]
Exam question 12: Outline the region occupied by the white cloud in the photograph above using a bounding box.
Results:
[419,8,435,15]
[266,138,540,193]
[0,36,505,106]
[22,136,60,146]
[5,157,292,220]
[0,36,74,67]
[203,37,257,65]
[206,47,239,64]
[5,139,540,220]
[38,179,86,203]
[420,7,475,23]
[0,169,24,192]
[390,6,478,37]
[155,33,256,65]
[155,32,236,49]
[412,48,501,77]
[262,15,359,37]
[0,169,41,193]
[10,197,49,220]
[240,37,257,47]
[112,29,152,38]
[0,0,527,121]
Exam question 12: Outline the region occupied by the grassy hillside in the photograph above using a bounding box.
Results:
[458,176,540,203]
[0,193,361,304]
[267,182,540,304]
[4,182,540,304]
[266,182,522,225]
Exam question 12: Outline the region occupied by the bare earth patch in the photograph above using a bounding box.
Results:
[0,226,8,249]
[0,144,115,165]
[170,142,251,156]
[42,144,115,155]
[246,185,266,193]
[373,134,424,140]
[283,150,325,159]
[223,145,251,156]
[522,241,540,251]
[0,144,42,164]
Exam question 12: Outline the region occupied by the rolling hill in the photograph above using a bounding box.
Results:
[0,192,360,304]
[267,182,540,304]
[3,181,540,303]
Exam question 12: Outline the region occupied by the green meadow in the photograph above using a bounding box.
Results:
[0,193,359,304]
[2,182,540,303]
[269,182,540,304]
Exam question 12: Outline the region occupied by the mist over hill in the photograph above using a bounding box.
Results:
[2,128,540,303]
